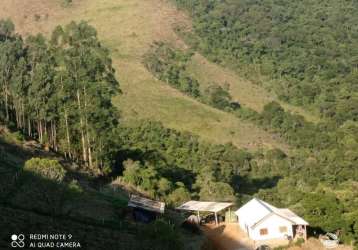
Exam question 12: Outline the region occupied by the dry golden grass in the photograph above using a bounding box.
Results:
[288,238,353,250]
[0,0,289,151]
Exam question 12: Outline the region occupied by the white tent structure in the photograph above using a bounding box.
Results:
[177,201,233,225]
[235,198,308,241]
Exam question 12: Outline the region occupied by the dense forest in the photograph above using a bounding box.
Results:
[1,6,358,249]
[173,0,358,124]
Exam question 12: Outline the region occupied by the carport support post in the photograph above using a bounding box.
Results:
[228,207,231,222]
[304,225,307,241]
[215,212,218,225]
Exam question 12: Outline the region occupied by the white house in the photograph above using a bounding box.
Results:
[235,198,308,241]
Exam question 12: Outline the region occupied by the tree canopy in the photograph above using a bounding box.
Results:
[173,0,358,124]
[0,20,120,172]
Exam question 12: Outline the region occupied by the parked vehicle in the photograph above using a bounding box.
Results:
[319,233,339,248]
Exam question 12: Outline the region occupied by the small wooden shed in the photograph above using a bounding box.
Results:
[128,195,165,223]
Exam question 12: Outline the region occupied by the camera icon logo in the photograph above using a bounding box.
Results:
[11,234,25,248]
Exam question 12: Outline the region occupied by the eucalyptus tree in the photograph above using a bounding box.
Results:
[51,21,120,170]
[0,19,120,172]
[50,25,75,157]
[9,56,28,131]
[26,34,57,145]
[0,20,22,122]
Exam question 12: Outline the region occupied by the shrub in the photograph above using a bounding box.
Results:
[34,14,41,21]
[62,0,73,7]
[167,186,191,206]
[24,158,66,182]
[295,238,305,246]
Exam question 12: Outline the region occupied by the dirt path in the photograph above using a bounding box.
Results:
[202,224,253,250]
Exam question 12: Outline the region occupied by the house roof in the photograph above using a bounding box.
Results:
[177,201,233,213]
[276,208,309,225]
[128,195,165,214]
[235,198,308,228]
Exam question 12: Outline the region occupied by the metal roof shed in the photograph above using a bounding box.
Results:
[128,195,165,214]
[177,201,233,224]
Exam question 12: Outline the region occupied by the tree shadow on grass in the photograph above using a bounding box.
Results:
[0,137,142,249]
[0,136,109,191]
[232,175,282,196]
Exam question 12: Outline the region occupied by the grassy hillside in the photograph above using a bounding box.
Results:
[0,127,133,248]
[0,0,290,151]
[0,127,207,250]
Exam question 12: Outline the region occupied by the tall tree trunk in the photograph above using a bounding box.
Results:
[87,134,93,169]
[64,110,72,159]
[98,139,103,169]
[51,120,55,151]
[39,120,43,144]
[54,121,57,152]
[27,118,31,137]
[15,101,20,129]
[50,120,54,149]
[37,120,40,142]
[21,101,25,131]
[77,89,87,164]
[15,103,19,128]
[4,87,9,121]
[14,101,21,129]
[83,86,93,169]
[44,121,49,150]
[51,120,57,151]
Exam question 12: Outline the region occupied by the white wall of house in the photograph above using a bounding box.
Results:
[249,214,294,241]
[237,201,271,230]
[236,198,308,241]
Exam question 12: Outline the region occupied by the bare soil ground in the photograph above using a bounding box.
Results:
[288,239,353,250]
[202,223,253,250]
[202,223,353,250]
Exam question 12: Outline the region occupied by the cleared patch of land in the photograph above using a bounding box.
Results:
[0,0,289,151]
[202,223,253,250]
[202,223,352,250]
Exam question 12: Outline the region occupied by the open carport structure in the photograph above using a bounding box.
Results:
[177,201,233,225]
